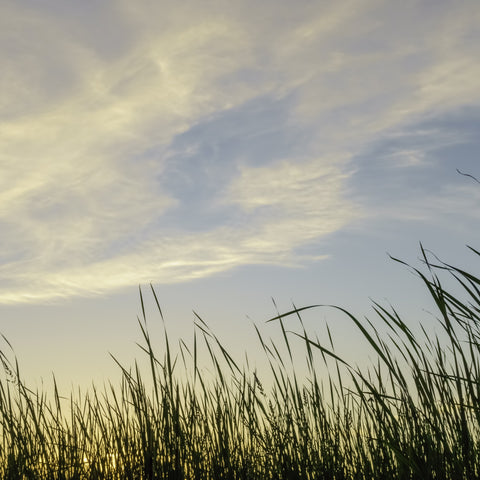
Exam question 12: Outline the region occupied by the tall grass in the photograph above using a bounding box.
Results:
[1,244,480,479]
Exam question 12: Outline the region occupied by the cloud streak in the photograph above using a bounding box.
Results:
[1,1,479,303]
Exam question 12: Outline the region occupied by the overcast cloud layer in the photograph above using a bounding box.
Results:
[1,0,479,304]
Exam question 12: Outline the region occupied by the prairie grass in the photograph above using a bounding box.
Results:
[1,244,480,479]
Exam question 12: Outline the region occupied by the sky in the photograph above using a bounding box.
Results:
[1,0,479,393]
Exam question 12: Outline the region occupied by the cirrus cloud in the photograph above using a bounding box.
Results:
[0,0,479,304]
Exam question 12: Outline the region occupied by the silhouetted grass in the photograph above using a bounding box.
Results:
[1,244,480,479]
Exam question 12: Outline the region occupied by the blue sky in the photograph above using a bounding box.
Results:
[1,0,479,391]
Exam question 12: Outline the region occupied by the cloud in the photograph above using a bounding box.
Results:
[285,2,480,145]
[0,1,479,303]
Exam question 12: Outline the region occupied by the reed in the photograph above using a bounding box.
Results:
[1,244,479,479]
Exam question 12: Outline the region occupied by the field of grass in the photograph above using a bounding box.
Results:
[1,244,480,479]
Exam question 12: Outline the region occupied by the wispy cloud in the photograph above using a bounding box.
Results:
[1,1,479,303]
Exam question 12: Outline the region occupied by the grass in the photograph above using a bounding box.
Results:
[1,244,480,479]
